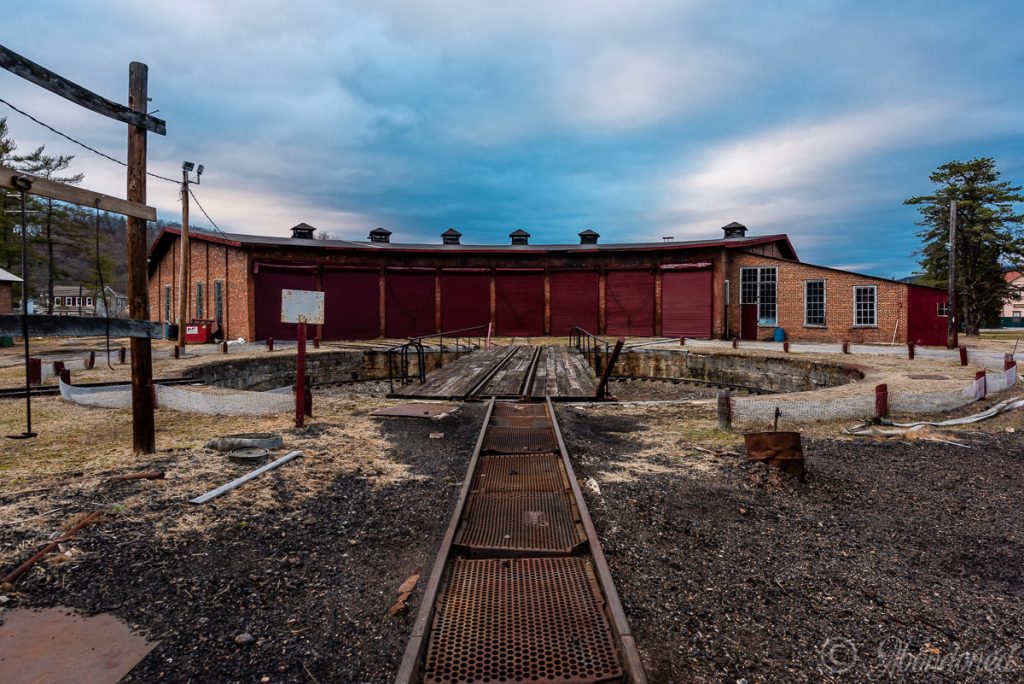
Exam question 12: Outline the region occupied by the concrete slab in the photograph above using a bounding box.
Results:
[371,403,456,418]
[0,607,157,684]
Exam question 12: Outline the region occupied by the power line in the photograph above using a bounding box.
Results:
[0,96,179,184]
[188,187,226,236]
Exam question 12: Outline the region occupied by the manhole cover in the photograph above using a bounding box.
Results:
[228,447,270,465]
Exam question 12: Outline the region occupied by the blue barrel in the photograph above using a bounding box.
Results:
[773,327,786,342]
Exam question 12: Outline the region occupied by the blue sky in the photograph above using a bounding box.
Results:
[2,0,1023,277]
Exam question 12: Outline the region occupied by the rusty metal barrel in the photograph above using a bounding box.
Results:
[744,431,805,481]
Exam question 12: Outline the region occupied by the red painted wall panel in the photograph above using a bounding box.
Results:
[550,271,599,336]
[386,271,436,338]
[606,270,655,336]
[440,271,491,332]
[495,271,544,336]
[253,269,317,341]
[906,285,947,346]
[661,269,713,338]
[322,269,380,340]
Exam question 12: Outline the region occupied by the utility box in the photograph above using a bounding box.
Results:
[185,319,219,344]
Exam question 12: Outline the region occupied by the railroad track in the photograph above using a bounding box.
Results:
[0,377,196,400]
[396,397,646,683]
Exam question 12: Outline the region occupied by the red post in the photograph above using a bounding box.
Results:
[313,336,320,349]
[1005,353,1014,371]
[783,341,790,353]
[907,341,915,360]
[53,360,65,376]
[173,345,180,359]
[59,368,71,385]
[222,340,228,354]
[295,322,306,428]
[959,345,968,366]
[304,373,313,417]
[118,347,127,364]
[874,383,889,419]
[594,337,625,400]
[679,337,686,346]
[86,351,96,369]
[842,340,850,354]
[731,338,738,349]
[267,337,274,352]
[28,358,42,386]
[976,370,987,398]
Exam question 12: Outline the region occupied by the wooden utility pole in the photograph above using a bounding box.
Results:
[947,200,957,349]
[126,62,156,453]
[176,169,190,348]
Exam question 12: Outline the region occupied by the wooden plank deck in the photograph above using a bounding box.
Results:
[392,345,598,400]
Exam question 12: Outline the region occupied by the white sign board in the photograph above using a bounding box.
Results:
[281,289,324,324]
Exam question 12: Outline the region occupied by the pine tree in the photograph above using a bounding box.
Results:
[0,117,18,274]
[905,158,1024,335]
[12,147,85,313]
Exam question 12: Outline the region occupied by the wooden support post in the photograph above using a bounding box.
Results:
[679,337,686,346]
[947,200,957,349]
[118,346,126,364]
[127,62,156,454]
[716,390,732,430]
[86,350,95,369]
[222,340,228,354]
[295,322,307,428]
[176,171,190,348]
[173,344,179,359]
[313,336,320,349]
[731,337,738,349]
[59,368,71,385]
[959,345,968,366]
[594,337,624,400]
[267,337,274,352]
[842,340,850,354]
[28,358,41,386]
[53,360,65,376]
[783,341,790,353]
[907,341,915,360]
[874,383,889,419]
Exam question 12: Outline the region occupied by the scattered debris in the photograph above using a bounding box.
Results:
[107,470,165,482]
[371,403,455,418]
[3,510,105,585]
[885,396,1024,428]
[0,607,157,684]
[429,432,444,439]
[204,433,284,451]
[388,573,420,617]
[843,423,970,448]
[234,632,256,645]
[189,450,303,504]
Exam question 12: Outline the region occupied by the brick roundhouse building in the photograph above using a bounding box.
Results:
[147,221,948,346]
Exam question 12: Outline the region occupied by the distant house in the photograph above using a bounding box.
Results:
[0,267,22,314]
[37,284,129,318]
[1002,271,1024,327]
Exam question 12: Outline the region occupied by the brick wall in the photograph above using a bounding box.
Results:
[728,252,909,343]
[147,236,250,341]
[0,282,11,314]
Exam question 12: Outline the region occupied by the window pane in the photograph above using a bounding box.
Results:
[196,283,205,319]
[214,281,224,324]
[740,268,758,304]
[805,280,825,326]
[854,286,876,326]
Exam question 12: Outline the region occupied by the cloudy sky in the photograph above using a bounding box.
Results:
[3,0,1023,277]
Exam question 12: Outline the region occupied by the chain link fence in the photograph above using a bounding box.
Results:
[59,379,294,415]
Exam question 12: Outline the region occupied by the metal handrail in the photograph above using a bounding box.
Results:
[568,326,611,375]
[386,339,426,393]
[410,323,490,370]
[387,323,491,390]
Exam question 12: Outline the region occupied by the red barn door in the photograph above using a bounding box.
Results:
[550,270,599,336]
[495,270,544,336]
[386,269,436,338]
[322,268,380,340]
[906,285,947,346]
[661,266,712,338]
[253,265,317,341]
[605,269,655,336]
[440,269,491,332]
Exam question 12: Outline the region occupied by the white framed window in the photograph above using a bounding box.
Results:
[214,280,224,324]
[740,266,778,326]
[804,280,826,327]
[74,296,81,307]
[85,297,93,307]
[854,286,877,327]
[1014,312,1022,319]
[937,302,949,317]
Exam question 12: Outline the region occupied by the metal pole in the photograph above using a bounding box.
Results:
[14,185,35,438]
[948,200,957,349]
[295,320,306,428]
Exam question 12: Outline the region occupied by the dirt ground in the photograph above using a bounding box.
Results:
[1,339,1022,682]
[558,400,1024,683]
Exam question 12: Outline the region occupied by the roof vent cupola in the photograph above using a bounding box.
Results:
[722,221,747,239]
[509,229,530,246]
[578,229,600,245]
[441,228,462,245]
[369,227,392,243]
[290,223,316,240]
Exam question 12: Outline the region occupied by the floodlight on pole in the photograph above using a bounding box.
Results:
[182,161,194,172]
